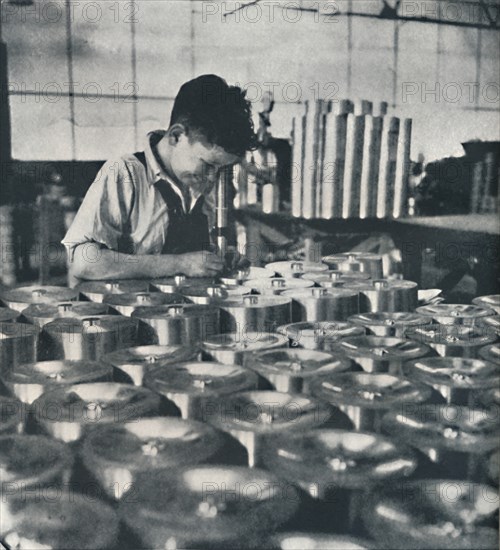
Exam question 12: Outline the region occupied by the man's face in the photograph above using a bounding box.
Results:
[169,132,240,195]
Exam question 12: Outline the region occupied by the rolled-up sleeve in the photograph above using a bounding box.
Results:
[62,159,135,262]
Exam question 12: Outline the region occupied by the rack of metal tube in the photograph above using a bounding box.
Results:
[0,261,498,549]
[290,99,413,220]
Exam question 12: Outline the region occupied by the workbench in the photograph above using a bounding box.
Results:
[233,208,500,297]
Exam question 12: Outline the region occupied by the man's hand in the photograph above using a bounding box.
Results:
[224,246,250,272]
[177,251,225,277]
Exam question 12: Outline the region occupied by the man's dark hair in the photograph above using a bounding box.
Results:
[170,74,257,157]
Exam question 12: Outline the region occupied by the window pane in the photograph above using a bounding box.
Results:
[73,98,134,160]
[136,97,173,139]
[2,0,68,88]
[71,0,134,94]
[134,1,192,97]
[9,94,73,160]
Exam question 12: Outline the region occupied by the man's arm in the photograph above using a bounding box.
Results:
[70,245,225,280]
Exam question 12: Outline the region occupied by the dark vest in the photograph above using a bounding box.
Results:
[134,152,211,255]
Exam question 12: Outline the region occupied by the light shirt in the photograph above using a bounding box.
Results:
[62,130,216,261]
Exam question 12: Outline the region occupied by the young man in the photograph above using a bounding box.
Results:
[62,75,256,281]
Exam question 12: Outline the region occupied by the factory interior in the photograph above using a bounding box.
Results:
[0,1,499,549]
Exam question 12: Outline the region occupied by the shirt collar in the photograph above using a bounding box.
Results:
[144,130,176,187]
[143,130,202,212]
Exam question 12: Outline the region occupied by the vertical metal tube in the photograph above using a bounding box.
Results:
[216,166,231,259]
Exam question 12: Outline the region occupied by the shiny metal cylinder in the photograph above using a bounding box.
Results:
[322,253,383,279]
[104,291,185,316]
[0,434,73,487]
[349,312,431,337]
[0,307,20,322]
[305,270,371,287]
[0,285,78,312]
[477,315,500,338]
[382,404,500,481]
[310,372,432,433]
[0,396,26,435]
[250,349,351,393]
[262,430,416,532]
[246,277,314,296]
[81,417,227,500]
[265,260,328,278]
[403,357,500,406]
[181,283,251,304]
[202,332,288,366]
[149,275,214,294]
[331,336,432,375]
[0,490,119,550]
[31,382,163,443]
[473,294,500,315]
[406,324,497,358]
[76,279,150,302]
[269,533,378,550]
[143,361,259,420]
[119,465,299,549]
[345,279,418,312]
[2,360,113,404]
[21,301,109,327]
[217,295,292,334]
[0,322,38,375]
[41,315,137,361]
[219,266,275,286]
[416,303,496,325]
[103,344,199,385]
[479,343,500,364]
[132,304,220,346]
[205,391,349,467]
[281,287,359,322]
[363,479,499,550]
[277,321,365,350]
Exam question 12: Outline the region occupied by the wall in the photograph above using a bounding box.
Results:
[2,0,499,165]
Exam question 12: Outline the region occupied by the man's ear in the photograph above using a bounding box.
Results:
[167,124,187,146]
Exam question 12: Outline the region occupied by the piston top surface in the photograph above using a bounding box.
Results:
[32,382,161,423]
[382,404,500,453]
[76,279,149,297]
[349,312,430,328]
[403,357,500,389]
[208,391,336,432]
[262,429,417,488]
[278,322,365,342]
[4,359,112,386]
[252,349,351,376]
[333,336,432,360]
[0,434,72,483]
[83,417,225,466]
[1,490,119,549]
[266,261,328,276]
[144,361,258,395]
[1,286,78,310]
[310,373,432,409]
[364,479,498,550]
[406,324,498,347]
[43,315,137,334]
[202,332,287,351]
[104,345,198,366]
[416,304,496,323]
[246,277,315,294]
[21,301,108,325]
